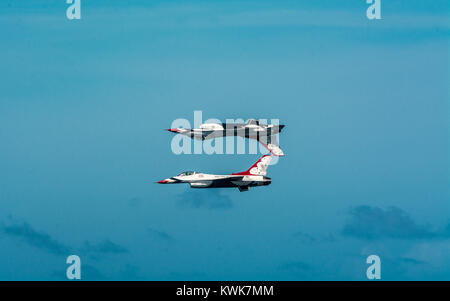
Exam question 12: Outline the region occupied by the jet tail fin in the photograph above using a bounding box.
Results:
[232,155,272,176]
[260,143,284,156]
[256,134,284,156]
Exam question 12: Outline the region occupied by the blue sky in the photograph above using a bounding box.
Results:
[0,0,449,280]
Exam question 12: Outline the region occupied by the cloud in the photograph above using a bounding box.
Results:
[342,206,450,240]
[404,241,450,267]
[128,197,142,208]
[176,189,233,210]
[398,257,427,266]
[82,264,109,280]
[81,239,129,255]
[1,218,129,258]
[148,228,175,243]
[293,232,337,244]
[292,232,317,244]
[0,221,70,256]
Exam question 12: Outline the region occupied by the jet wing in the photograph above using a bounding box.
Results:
[201,130,224,140]
[169,129,219,140]
[190,181,213,188]
[190,176,246,189]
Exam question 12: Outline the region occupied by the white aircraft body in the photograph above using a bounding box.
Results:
[157,155,273,192]
[167,119,285,156]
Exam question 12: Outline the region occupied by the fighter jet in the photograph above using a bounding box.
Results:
[157,155,273,192]
[167,119,285,156]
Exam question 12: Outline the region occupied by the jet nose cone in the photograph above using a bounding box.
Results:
[167,128,179,133]
[156,179,169,184]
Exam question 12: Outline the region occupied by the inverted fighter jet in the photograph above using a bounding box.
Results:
[157,155,273,192]
[167,119,285,156]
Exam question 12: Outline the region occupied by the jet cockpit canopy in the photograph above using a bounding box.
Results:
[199,123,224,130]
[246,119,260,126]
[179,171,196,176]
